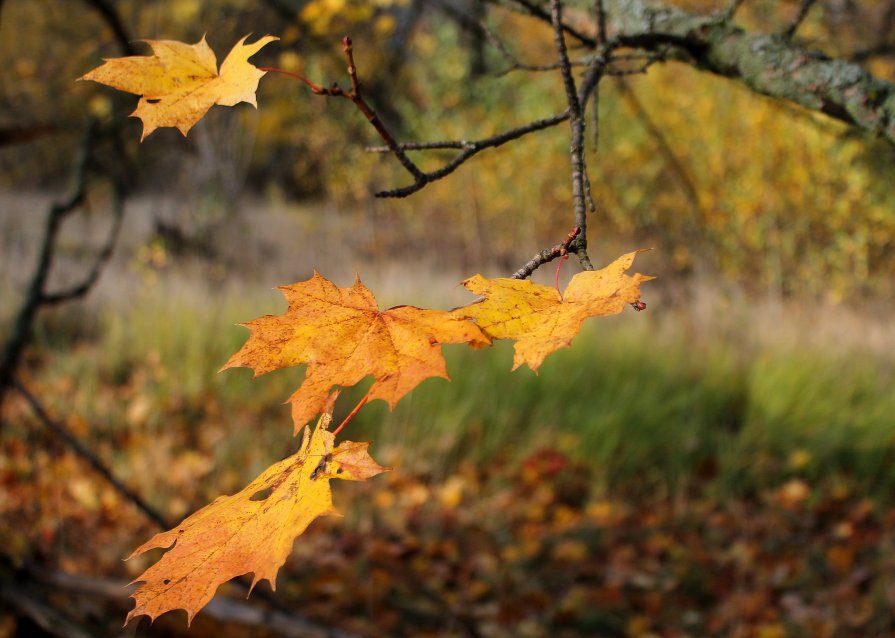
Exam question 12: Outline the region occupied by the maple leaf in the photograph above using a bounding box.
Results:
[223,272,490,433]
[125,407,389,625]
[79,34,278,140]
[453,251,654,372]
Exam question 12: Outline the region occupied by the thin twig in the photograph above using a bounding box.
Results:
[782,0,817,40]
[262,37,427,189]
[595,0,608,46]
[41,183,126,305]
[14,379,170,529]
[371,111,571,198]
[500,0,595,46]
[79,0,137,55]
[0,124,95,405]
[511,227,580,279]
[615,78,702,216]
[722,0,747,22]
[551,0,594,270]
[14,377,358,630]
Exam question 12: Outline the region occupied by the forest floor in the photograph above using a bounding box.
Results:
[3,192,895,637]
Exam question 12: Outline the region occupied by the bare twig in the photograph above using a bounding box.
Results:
[615,78,702,216]
[79,0,137,55]
[551,0,595,270]
[14,564,362,638]
[722,0,747,22]
[0,123,109,406]
[782,0,817,40]
[14,377,361,632]
[595,0,608,45]
[14,379,170,529]
[41,184,125,305]
[0,124,57,147]
[511,227,581,279]
[0,0,136,408]
[851,43,895,62]
[0,576,97,638]
[500,0,595,45]
[368,111,571,197]
[262,37,427,191]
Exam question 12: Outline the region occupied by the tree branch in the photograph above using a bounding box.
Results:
[14,379,170,529]
[511,226,580,279]
[499,0,595,46]
[551,0,601,270]
[782,0,817,41]
[14,378,361,634]
[0,126,93,404]
[79,0,137,55]
[615,78,702,216]
[41,182,125,305]
[722,0,747,22]
[367,111,571,197]
[606,0,895,145]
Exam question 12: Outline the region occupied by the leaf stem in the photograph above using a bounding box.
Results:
[332,391,370,437]
[263,38,426,187]
[554,254,569,297]
[257,66,327,93]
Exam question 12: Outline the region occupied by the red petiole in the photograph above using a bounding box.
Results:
[332,391,370,437]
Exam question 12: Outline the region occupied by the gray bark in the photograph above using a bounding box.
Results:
[606,0,895,144]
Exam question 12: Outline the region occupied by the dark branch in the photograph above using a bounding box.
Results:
[14,379,169,529]
[0,126,94,404]
[722,0,747,22]
[782,0,817,40]
[79,0,137,55]
[615,78,702,216]
[499,0,595,46]
[13,379,361,636]
[41,184,125,305]
[607,0,895,146]
[511,227,580,279]
[595,0,608,45]
[551,0,596,270]
[264,37,427,188]
[368,111,570,197]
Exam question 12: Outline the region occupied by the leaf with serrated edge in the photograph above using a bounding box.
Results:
[79,34,277,140]
[453,251,654,372]
[222,272,490,433]
[125,407,388,625]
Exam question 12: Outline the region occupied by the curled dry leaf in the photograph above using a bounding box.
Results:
[223,272,490,433]
[125,407,389,625]
[79,34,278,140]
[453,251,654,372]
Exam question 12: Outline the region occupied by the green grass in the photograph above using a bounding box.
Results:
[340,313,895,501]
[26,280,895,502]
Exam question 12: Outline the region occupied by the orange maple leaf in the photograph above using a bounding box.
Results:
[223,273,490,433]
[79,34,278,140]
[453,251,654,372]
[125,406,389,625]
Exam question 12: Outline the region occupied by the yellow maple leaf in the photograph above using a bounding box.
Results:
[223,272,490,433]
[79,34,278,140]
[453,251,654,372]
[125,406,389,625]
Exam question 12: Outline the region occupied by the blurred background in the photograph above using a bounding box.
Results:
[2,0,895,636]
